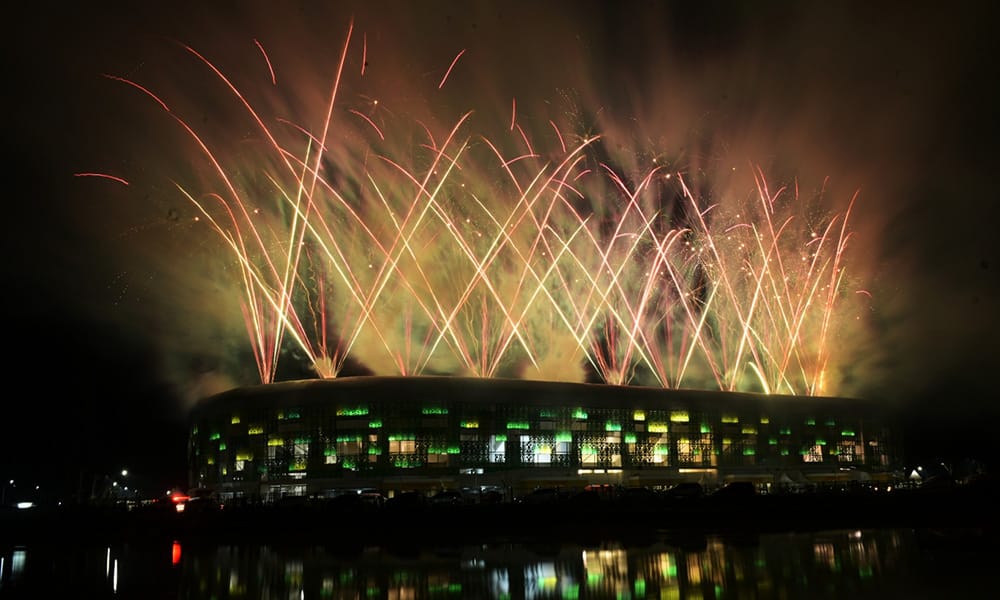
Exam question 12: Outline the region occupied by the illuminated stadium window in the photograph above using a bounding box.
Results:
[235,460,245,472]
[803,444,823,463]
[427,444,450,465]
[700,423,711,434]
[741,426,757,435]
[653,443,670,464]
[606,432,622,466]
[721,415,739,424]
[524,436,553,464]
[337,406,369,417]
[633,410,646,421]
[760,416,770,424]
[648,422,668,433]
[805,418,816,426]
[290,438,309,471]
[247,425,264,435]
[573,409,589,420]
[324,442,337,464]
[388,435,416,455]
[231,415,241,425]
[336,436,362,461]
[580,444,598,465]
[422,407,448,415]
[369,420,382,429]
[605,421,622,432]
[677,438,694,462]
[837,441,858,462]
[670,411,689,423]
[460,420,479,429]
[489,435,506,463]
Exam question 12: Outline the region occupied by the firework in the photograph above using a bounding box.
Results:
[87,19,866,396]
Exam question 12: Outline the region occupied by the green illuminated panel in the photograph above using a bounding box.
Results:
[555,432,572,443]
[700,423,711,434]
[572,409,588,420]
[624,433,637,444]
[369,419,382,428]
[506,421,529,430]
[209,433,221,441]
[460,420,479,429]
[841,430,855,436]
[422,407,448,415]
[743,447,755,455]
[337,407,369,417]
[604,421,621,432]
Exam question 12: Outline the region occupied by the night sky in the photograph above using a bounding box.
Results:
[3,1,999,499]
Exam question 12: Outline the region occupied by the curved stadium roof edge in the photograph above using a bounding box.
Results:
[197,375,878,413]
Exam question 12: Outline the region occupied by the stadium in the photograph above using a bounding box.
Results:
[188,377,900,502]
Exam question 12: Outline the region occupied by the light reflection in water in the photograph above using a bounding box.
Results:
[0,529,996,597]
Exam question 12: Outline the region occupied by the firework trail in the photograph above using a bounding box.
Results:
[91,17,867,396]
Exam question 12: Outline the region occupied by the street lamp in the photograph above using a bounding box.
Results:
[1,479,13,506]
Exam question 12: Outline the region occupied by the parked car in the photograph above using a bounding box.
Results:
[710,481,757,499]
[663,482,704,500]
[430,490,465,505]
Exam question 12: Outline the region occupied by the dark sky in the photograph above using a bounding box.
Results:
[3,1,999,497]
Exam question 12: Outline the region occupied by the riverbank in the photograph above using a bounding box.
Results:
[3,479,998,550]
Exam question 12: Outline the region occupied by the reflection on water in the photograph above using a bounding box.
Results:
[0,528,994,598]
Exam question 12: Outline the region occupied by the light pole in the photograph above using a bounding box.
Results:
[1,479,13,506]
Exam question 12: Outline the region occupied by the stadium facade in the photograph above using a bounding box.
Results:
[188,376,900,502]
